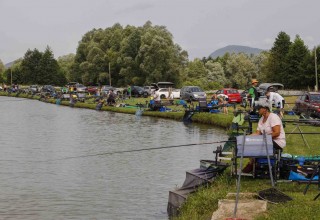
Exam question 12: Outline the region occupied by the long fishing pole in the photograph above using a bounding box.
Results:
[42,140,235,162]
[0,99,28,102]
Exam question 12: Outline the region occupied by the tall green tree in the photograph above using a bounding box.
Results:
[38,46,66,85]
[183,58,206,79]
[266,31,291,83]
[285,35,311,89]
[72,21,185,86]
[252,51,269,83]
[205,60,226,87]
[4,60,23,85]
[308,46,320,90]
[20,49,43,84]
[225,53,256,89]
[0,59,5,83]
[58,53,75,82]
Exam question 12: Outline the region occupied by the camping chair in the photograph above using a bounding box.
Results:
[234,135,281,179]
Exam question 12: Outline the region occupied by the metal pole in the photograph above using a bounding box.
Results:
[315,47,318,92]
[109,62,111,86]
[10,68,12,85]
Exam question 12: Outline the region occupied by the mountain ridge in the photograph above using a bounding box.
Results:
[209,45,266,58]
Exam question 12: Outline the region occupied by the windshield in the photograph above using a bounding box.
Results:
[310,94,320,102]
[191,87,203,92]
[227,89,239,94]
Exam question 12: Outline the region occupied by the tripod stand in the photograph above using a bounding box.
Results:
[303,162,320,200]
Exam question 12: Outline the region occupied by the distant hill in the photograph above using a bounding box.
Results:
[5,59,22,69]
[209,45,265,58]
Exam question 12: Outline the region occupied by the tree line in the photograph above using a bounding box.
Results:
[0,22,319,90]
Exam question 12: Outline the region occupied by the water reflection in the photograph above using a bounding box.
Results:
[0,96,228,220]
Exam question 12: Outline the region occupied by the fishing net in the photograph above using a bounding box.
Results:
[258,188,292,204]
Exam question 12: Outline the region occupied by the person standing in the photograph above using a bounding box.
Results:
[153,88,161,102]
[247,79,259,109]
[127,85,132,99]
[217,94,229,114]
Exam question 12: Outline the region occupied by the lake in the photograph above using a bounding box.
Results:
[0,96,228,220]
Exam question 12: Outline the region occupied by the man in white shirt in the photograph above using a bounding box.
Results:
[153,88,161,102]
[266,91,285,118]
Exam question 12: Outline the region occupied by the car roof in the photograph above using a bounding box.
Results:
[221,88,238,90]
[258,83,284,90]
[307,91,320,95]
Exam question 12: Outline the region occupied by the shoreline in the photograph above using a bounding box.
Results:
[0,92,233,129]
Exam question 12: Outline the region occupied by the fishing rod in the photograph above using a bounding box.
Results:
[0,99,28,102]
[286,132,320,135]
[42,140,235,162]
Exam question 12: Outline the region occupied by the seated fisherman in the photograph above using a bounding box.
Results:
[242,99,286,173]
[149,88,161,111]
[107,89,116,105]
[210,94,219,106]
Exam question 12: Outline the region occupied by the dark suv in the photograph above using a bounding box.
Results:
[293,91,320,118]
[131,86,147,97]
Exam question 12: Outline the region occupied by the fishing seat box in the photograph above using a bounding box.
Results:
[235,135,274,178]
[236,135,273,157]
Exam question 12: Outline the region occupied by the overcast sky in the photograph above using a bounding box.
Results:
[1,0,319,64]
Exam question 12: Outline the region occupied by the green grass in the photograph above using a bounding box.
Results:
[174,96,320,220]
[175,173,320,220]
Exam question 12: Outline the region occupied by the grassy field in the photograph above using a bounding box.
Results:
[1,92,320,219]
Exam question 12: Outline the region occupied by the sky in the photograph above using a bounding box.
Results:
[1,0,320,64]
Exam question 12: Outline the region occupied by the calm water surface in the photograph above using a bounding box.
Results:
[0,96,228,220]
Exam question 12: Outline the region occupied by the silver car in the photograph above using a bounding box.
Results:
[76,84,87,93]
[180,86,206,101]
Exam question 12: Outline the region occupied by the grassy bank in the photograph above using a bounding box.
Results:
[175,96,320,220]
[0,92,234,129]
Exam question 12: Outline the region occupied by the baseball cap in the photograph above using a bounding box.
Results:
[255,99,270,110]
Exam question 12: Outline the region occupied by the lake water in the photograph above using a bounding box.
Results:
[0,96,228,220]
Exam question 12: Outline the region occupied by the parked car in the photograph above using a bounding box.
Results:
[151,82,175,89]
[101,85,122,96]
[101,85,113,95]
[143,85,156,96]
[216,88,242,103]
[41,85,56,93]
[180,86,206,101]
[28,85,39,94]
[66,82,79,87]
[293,91,320,118]
[257,83,284,97]
[40,85,56,97]
[131,86,145,97]
[87,85,99,94]
[157,88,180,99]
[76,84,87,93]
